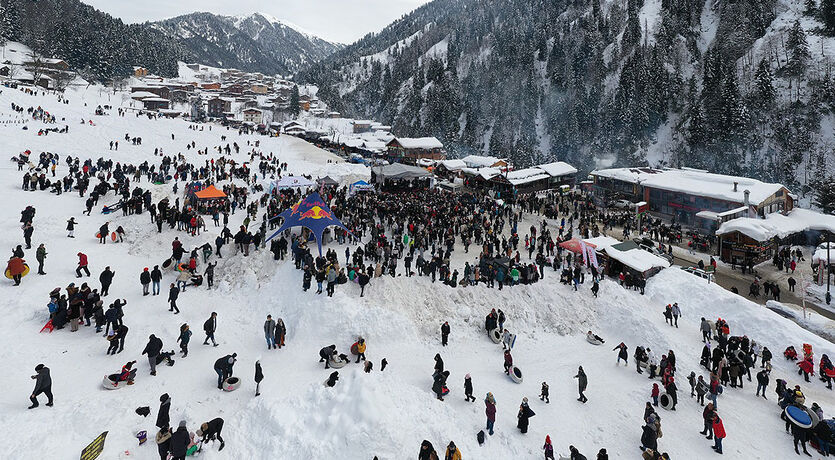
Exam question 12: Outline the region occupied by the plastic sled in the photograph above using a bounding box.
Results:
[785,405,816,429]
[489,328,501,344]
[660,393,674,410]
[39,319,54,333]
[162,258,173,269]
[351,343,359,355]
[5,264,29,279]
[111,232,117,242]
[509,366,523,384]
[222,377,241,392]
[586,335,604,346]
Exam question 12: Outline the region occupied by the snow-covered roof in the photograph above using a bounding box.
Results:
[461,155,502,168]
[130,91,158,99]
[591,167,786,205]
[583,236,620,251]
[536,161,577,177]
[392,137,444,150]
[604,245,671,273]
[437,159,466,171]
[462,167,501,180]
[716,208,835,241]
[142,97,169,102]
[505,168,549,186]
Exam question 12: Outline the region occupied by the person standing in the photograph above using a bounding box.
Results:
[354,337,366,363]
[575,366,588,403]
[156,393,171,430]
[99,266,115,296]
[756,369,769,399]
[214,354,237,389]
[76,252,90,278]
[712,414,726,454]
[516,397,536,433]
[276,318,286,348]
[167,284,180,314]
[255,361,263,397]
[543,435,555,460]
[441,321,450,346]
[264,315,276,349]
[6,255,26,286]
[35,244,47,275]
[177,324,192,358]
[28,364,53,409]
[464,374,475,402]
[151,265,162,295]
[203,312,217,346]
[671,303,681,328]
[140,268,151,296]
[484,392,496,435]
[170,421,190,460]
[66,217,76,238]
[142,334,163,376]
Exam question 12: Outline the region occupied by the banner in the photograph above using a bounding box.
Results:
[579,240,588,266]
[587,244,599,269]
[80,431,108,460]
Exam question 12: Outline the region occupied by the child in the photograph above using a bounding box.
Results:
[651,383,660,406]
[540,381,550,403]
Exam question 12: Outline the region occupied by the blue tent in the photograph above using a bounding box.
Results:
[350,180,374,194]
[265,192,349,255]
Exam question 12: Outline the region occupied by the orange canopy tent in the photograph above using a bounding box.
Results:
[193,185,227,199]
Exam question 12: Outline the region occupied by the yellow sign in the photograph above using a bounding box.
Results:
[80,431,107,460]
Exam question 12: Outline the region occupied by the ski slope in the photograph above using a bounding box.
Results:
[1,84,834,459]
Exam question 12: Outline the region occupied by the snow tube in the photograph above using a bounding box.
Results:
[509,366,523,384]
[489,329,501,344]
[329,356,349,369]
[4,263,29,279]
[175,263,188,272]
[103,374,129,390]
[659,393,674,410]
[222,377,241,392]
[786,405,814,429]
[638,359,649,369]
[586,335,604,346]
[161,258,173,269]
[350,343,359,355]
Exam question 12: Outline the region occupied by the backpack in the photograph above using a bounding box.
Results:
[477,430,485,445]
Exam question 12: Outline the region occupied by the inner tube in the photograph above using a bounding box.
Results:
[660,393,674,410]
[329,356,348,369]
[638,360,649,369]
[175,263,188,272]
[509,366,523,384]
[586,335,604,345]
[489,329,501,344]
[223,377,241,392]
[785,405,814,429]
[103,374,125,390]
[161,258,173,269]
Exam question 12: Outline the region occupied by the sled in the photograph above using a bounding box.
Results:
[175,263,189,272]
[4,263,29,279]
[785,405,818,429]
[136,430,147,445]
[509,366,523,384]
[162,258,173,269]
[328,355,349,369]
[222,377,241,392]
[638,359,649,369]
[489,328,501,344]
[103,374,132,390]
[586,335,604,346]
[659,393,674,410]
[111,232,117,242]
[39,319,54,333]
[350,343,359,355]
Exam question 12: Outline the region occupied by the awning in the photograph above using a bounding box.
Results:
[558,238,596,254]
[193,185,227,199]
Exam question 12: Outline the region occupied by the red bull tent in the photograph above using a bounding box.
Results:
[265,192,350,255]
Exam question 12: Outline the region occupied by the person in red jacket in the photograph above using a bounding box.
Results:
[6,256,26,285]
[76,252,90,278]
[712,413,726,454]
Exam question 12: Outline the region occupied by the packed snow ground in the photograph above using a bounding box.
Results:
[2,85,835,459]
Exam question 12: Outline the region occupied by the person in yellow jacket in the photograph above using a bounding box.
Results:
[355,337,367,364]
[445,441,461,460]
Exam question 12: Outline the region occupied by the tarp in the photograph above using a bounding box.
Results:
[265,192,350,256]
[193,185,227,199]
[275,175,315,189]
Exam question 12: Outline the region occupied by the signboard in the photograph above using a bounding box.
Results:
[80,431,108,460]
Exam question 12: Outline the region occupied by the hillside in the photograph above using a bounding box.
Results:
[148,12,343,75]
[302,0,835,193]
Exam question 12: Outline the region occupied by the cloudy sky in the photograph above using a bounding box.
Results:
[80,0,431,44]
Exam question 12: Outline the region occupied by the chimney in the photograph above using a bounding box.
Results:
[744,189,754,218]
[733,182,738,192]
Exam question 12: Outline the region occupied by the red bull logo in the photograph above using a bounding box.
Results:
[299,206,332,220]
[289,200,302,216]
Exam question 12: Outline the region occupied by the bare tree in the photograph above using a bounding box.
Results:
[26,50,46,87]
[51,71,73,92]
[5,62,19,80]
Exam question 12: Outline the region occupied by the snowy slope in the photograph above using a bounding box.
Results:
[1,86,835,459]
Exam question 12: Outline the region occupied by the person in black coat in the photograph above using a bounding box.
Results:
[29,364,52,409]
[169,422,190,460]
[434,353,444,375]
[142,334,164,376]
[203,312,217,346]
[150,266,162,295]
[99,266,115,296]
[167,284,180,314]
[517,398,535,433]
[140,268,151,296]
[255,361,263,397]
[319,345,336,368]
[156,393,171,429]
[214,353,237,389]
[441,321,451,346]
[464,374,475,402]
[197,417,225,451]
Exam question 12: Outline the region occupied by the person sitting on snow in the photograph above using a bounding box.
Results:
[587,331,605,343]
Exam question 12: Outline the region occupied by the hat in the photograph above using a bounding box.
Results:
[160,393,169,402]
[465,373,471,379]
[178,420,187,428]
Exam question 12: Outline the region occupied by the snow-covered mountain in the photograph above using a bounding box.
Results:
[302,0,835,194]
[149,12,343,75]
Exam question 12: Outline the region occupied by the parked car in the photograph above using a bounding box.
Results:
[610,199,634,209]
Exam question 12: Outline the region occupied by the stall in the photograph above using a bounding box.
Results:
[274,175,315,190]
[190,185,228,213]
